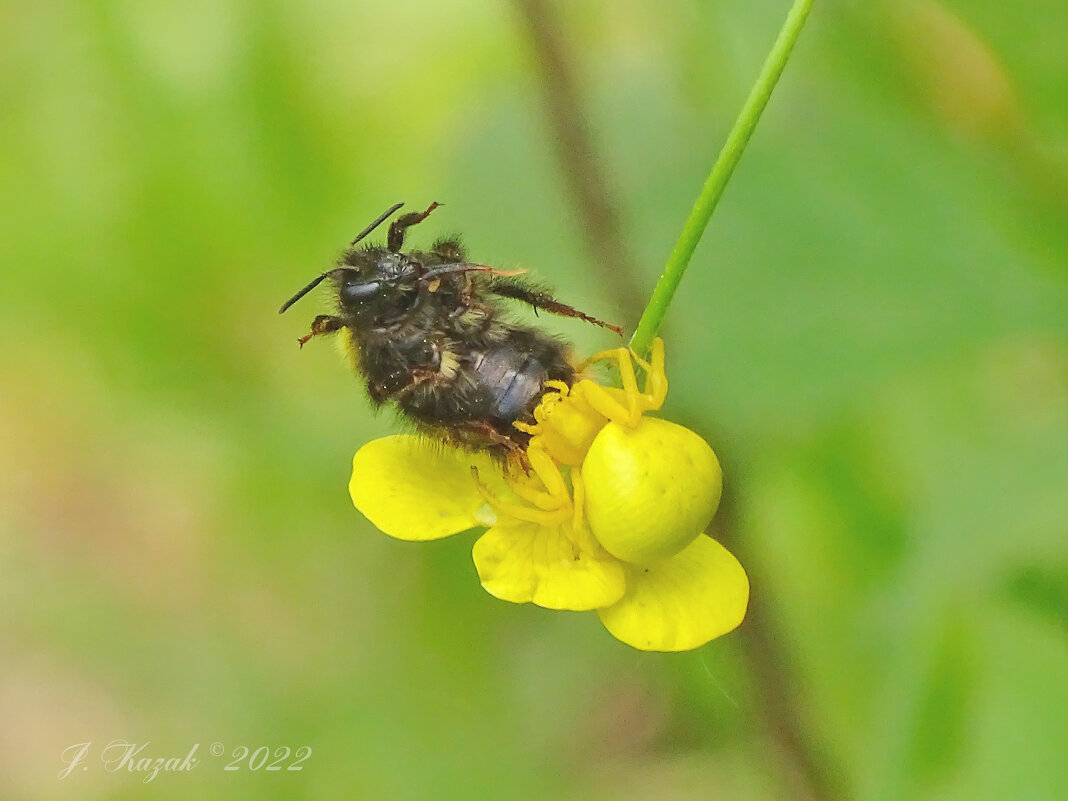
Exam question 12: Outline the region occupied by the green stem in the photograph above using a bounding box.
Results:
[629,0,815,354]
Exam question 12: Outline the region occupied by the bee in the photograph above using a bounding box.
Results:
[279,202,622,457]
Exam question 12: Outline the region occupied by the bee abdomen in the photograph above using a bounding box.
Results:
[471,332,573,424]
[472,349,543,421]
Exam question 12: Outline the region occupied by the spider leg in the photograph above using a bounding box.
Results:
[575,337,668,424]
[471,466,571,527]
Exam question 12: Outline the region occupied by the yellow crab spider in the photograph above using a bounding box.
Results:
[481,339,670,536]
[513,339,669,468]
[346,336,744,650]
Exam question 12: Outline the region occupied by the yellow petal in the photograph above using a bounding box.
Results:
[472,520,626,611]
[583,417,722,565]
[598,535,748,651]
[349,435,501,541]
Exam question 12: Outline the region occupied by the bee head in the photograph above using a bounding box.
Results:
[332,248,420,319]
[278,201,409,317]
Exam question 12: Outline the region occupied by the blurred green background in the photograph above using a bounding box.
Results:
[3,0,1066,799]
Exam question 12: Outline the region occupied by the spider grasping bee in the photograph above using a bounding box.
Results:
[279,202,623,457]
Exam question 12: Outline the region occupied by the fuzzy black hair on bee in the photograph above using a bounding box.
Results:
[280,202,623,457]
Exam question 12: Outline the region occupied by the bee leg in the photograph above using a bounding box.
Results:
[387,201,440,252]
[377,369,438,402]
[458,421,530,468]
[487,277,624,336]
[445,271,479,318]
[297,314,344,348]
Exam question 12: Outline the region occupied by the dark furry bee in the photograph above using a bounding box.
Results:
[279,202,622,456]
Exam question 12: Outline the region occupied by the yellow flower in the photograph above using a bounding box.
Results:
[349,339,748,651]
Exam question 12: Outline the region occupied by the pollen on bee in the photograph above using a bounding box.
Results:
[335,327,360,369]
[439,349,460,379]
[427,278,441,292]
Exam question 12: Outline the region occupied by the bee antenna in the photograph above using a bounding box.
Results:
[278,273,329,314]
[279,202,404,314]
[351,201,404,245]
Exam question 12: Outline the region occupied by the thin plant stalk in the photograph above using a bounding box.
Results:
[629,0,816,354]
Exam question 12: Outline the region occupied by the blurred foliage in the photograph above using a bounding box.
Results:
[1,1,1065,800]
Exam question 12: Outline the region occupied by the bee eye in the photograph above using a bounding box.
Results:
[341,280,381,303]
